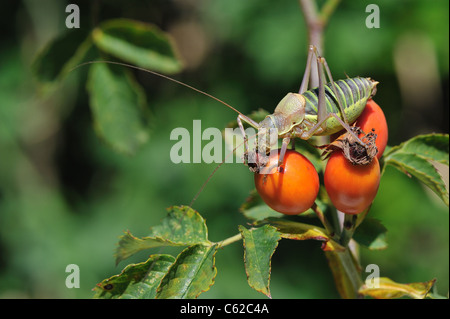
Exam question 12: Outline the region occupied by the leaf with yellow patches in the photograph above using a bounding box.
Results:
[239,225,281,298]
[115,206,210,264]
[269,219,344,252]
[359,277,436,299]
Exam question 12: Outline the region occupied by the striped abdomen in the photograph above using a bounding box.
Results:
[302,77,377,135]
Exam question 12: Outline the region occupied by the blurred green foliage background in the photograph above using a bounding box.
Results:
[0,0,448,298]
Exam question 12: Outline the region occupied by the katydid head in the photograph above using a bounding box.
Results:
[258,92,306,134]
[271,93,306,132]
[246,93,307,171]
[256,92,306,151]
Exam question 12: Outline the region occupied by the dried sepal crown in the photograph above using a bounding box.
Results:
[321,124,378,165]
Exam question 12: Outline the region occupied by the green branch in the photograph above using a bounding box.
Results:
[216,233,242,248]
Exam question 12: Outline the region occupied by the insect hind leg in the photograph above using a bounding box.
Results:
[297,113,363,144]
[299,45,317,94]
[319,57,349,124]
[311,50,366,145]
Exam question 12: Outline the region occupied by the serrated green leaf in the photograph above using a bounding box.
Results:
[239,225,281,298]
[87,62,150,155]
[115,206,209,264]
[115,231,181,265]
[385,152,449,206]
[269,219,345,252]
[147,206,209,243]
[32,28,92,83]
[353,218,388,250]
[93,254,175,299]
[383,134,449,205]
[385,134,449,165]
[92,18,182,74]
[156,244,217,299]
[359,277,436,299]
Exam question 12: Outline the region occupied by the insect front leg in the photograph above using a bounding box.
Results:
[278,135,291,165]
[237,114,260,167]
[237,115,249,161]
[256,134,291,177]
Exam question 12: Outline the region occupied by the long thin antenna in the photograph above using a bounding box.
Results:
[189,162,226,208]
[71,60,256,208]
[70,61,245,116]
[189,131,259,208]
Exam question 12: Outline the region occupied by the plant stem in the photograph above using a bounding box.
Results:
[299,0,364,299]
[216,233,242,248]
[318,0,341,25]
[299,0,341,87]
[327,213,362,298]
[325,248,363,299]
[311,202,335,237]
[340,213,357,247]
[299,0,321,88]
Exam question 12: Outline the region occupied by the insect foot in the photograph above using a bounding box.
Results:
[243,128,279,174]
[243,148,272,174]
[244,149,262,173]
